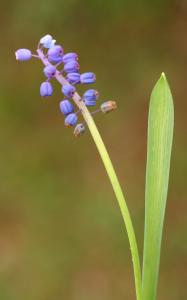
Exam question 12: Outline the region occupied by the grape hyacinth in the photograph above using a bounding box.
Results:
[15,34,117,136]
[15,34,147,300]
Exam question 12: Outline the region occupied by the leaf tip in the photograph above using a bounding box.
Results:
[161,72,166,80]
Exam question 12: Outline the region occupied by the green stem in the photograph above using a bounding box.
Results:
[83,109,142,300]
[37,49,142,299]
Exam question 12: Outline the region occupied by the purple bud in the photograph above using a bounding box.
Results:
[59,100,74,115]
[74,123,85,137]
[49,55,63,63]
[40,82,53,97]
[84,99,96,106]
[66,72,80,84]
[80,72,96,84]
[48,45,63,63]
[65,113,78,127]
[43,65,56,78]
[62,84,76,98]
[64,60,80,73]
[62,52,78,63]
[40,34,56,49]
[15,49,32,61]
[83,89,99,101]
[48,45,63,57]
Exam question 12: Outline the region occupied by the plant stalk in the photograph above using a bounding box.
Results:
[84,112,143,300]
[37,48,142,300]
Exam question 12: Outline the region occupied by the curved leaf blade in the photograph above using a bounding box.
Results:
[142,73,174,300]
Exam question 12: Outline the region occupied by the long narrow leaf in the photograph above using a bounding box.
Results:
[142,73,174,300]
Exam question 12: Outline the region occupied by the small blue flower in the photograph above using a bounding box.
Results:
[48,55,63,64]
[48,45,63,63]
[15,49,32,61]
[63,52,78,63]
[43,65,56,78]
[83,89,99,101]
[65,113,78,127]
[84,99,96,106]
[64,60,80,73]
[40,34,56,49]
[40,82,53,97]
[59,100,74,115]
[66,72,80,84]
[62,84,76,98]
[80,72,96,84]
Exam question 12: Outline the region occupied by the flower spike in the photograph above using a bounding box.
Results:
[15,34,117,136]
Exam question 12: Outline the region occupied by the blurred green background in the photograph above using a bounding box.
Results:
[0,0,187,299]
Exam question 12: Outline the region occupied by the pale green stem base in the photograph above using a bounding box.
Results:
[84,111,143,300]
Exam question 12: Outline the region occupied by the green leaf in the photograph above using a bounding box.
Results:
[142,73,174,300]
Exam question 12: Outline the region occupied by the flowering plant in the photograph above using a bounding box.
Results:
[15,34,174,300]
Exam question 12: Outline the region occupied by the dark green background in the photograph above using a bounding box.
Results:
[0,0,187,299]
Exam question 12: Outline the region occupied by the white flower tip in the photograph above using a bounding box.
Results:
[40,34,52,44]
[49,40,56,48]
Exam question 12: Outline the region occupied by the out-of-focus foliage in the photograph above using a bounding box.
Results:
[0,1,187,300]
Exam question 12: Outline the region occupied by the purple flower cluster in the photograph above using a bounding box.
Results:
[15,34,116,136]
